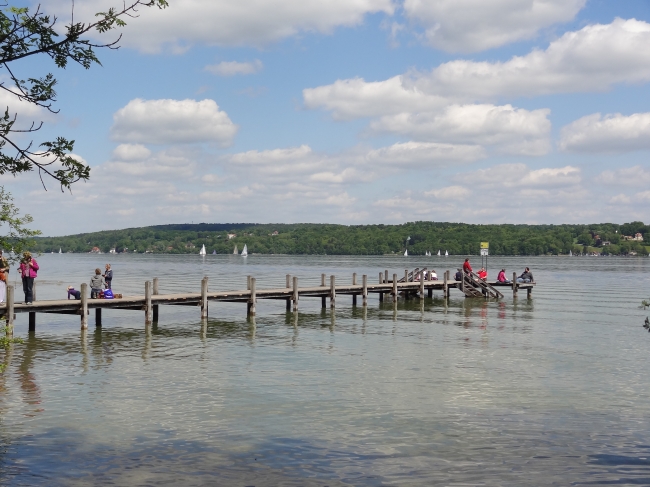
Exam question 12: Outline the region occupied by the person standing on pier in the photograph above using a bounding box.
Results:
[0,250,9,303]
[19,252,39,304]
[103,264,113,289]
[463,258,473,274]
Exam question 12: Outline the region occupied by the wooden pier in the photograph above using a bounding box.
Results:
[1,269,534,332]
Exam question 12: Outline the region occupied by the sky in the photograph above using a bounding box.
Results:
[3,0,650,236]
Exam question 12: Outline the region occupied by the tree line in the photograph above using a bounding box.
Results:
[28,221,650,256]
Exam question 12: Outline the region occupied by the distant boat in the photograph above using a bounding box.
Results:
[241,244,248,257]
[233,245,238,254]
[59,248,62,254]
[404,249,408,256]
[569,250,572,256]
[437,250,441,256]
[445,250,448,256]
[199,244,206,256]
[426,251,431,256]
[212,250,216,255]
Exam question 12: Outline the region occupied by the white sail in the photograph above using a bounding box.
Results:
[445,250,448,256]
[59,248,62,254]
[569,250,572,256]
[233,245,238,255]
[241,244,248,257]
[437,250,440,256]
[404,249,408,256]
[199,244,206,256]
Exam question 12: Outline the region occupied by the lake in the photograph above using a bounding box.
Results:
[1,253,650,486]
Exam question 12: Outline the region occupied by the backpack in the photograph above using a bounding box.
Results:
[103,289,114,299]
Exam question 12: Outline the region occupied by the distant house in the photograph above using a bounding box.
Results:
[109,248,116,254]
[623,233,644,241]
[227,233,236,240]
[602,241,611,246]
[272,231,279,236]
[185,243,195,249]
[167,246,174,251]
[90,247,100,253]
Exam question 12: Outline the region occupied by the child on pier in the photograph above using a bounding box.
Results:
[67,286,81,300]
[90,269,105,299]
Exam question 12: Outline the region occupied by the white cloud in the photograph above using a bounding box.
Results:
[51,0,395,52]
[597,165,650,187]
[205,60,263,76]
[403,0,585,52]
[425,185,470,200]
[370,104,551,155]
[456,163,581,188]
[112,144,152,161]
[110,98,238,146]
[560,112,650,152]
[365,141,485,166]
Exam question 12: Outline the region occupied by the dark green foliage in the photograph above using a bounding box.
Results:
[29,221,650,256]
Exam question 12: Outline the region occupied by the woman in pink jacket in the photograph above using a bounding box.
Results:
[19,251,39,304]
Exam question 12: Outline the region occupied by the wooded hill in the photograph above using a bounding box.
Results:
[30,221,650,256]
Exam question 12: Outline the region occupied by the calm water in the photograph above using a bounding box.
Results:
[1,253,650,486]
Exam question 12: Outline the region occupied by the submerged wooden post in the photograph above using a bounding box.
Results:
[405,269,409,283]
[248,277,256,316]
[378,272,384,303]
[443,271,448,299]
[392,273,398,301]
[6,285,14,332]
[362,274,368,306]
[513,272,518,297]
[80,283,88,329]
[201,277,208,319]
[330,275,336,308]
[352,273,357,306]
[527,286,532,299]
[321,274,327,308]
[145,280,152,324]
[95,308,102,327]
[153,277,159,322]
[419,273,424,299]
[292,276,298,311]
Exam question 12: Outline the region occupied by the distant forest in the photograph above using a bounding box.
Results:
[29,221,650,256]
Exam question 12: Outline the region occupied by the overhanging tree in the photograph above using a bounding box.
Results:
[0,0,168,190]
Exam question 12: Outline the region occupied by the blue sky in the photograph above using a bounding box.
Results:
[4,0,650,235]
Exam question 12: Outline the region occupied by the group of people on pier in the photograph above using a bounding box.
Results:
[68,264,113,300]
[0,250,39,305]
[454,258,534,284]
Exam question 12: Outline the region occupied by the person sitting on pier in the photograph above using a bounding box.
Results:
[517,267,534,283]
[497,269,511,283]
[477,268,487,280]
[67,286,81,300]
[455,269,462,281]
[463,258,472,274]
[429,269,438,281]
[90,268,105,299]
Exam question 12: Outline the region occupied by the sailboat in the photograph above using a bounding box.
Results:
[241,244,248,257]
[426,251,431,256]
[233,245,238,255]
[569,250,572,256]
[445,250,448,256]
[212,250,216,255]
[437,250,441,256]
[199,244,206,256]
[404,249,408,256]
[59,248,62,254]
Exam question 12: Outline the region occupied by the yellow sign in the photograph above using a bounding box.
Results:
[480,242,489,249]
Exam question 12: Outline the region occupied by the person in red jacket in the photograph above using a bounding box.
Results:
[477,267,487,280]
[463,258,472,274]
[18,251,39,304]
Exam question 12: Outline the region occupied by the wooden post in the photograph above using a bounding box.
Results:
[6,285,14,332]
[419,273,424,299]
[330,275,336,308]
[321,274,327,308]
[392,273,398,301]
[145,280,152,324]
[379,272,384,303]
[321,274,326,286]
[28,281,36,331]
[200,277,208,319]
[384,270,389,284]
[362,274,368,306]
[80,283,88,329]
[153,277,159,322]
[513,272,518,297]
[292,276,298,311]
[286,274,291,311]
[527,286,532,299]
[95,308,102,327]
[248,277,256,316]
[443,270,448,299]
[352,272,357,306]
[247,275,251,290]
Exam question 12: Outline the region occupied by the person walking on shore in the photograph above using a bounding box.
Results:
[0,250,9,303]
[103,264,113,289]
[19,252,39,304]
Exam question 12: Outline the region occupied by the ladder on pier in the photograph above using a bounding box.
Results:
[461,272,504,299]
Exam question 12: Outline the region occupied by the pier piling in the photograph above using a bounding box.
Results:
[286,275,291,311]
[292,276,298,311]
[95,308,102,327]
[6,285,13,332]
[513,272,518,297]
[392,274,398,301]
[80,283,88,329]
[362,274,368,306]
[330,275,336,308]
[352,273,357,306]
[248,277,256,316]
[145,281,152,324]
[379,273,384,303]
[201,277,208,319]
[153,277,159,322]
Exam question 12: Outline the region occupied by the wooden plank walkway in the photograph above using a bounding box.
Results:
[0,270,534,332]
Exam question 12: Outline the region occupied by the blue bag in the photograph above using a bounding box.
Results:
[103,289,114,299]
